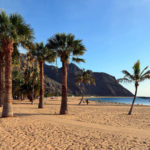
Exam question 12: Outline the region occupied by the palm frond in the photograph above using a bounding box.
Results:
[140,70,150,78]
[72,57,85,63]
[140,66,148,76]
[117,78,132,83]
[75,69,95,86]
[133,60,140,77]
[140,75,150,82]
[47,33,86,63]
[30,42,56,63]
[0,11,34,52]
[122,70,134,80]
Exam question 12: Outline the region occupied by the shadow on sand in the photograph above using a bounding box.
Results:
[14,113,60,117]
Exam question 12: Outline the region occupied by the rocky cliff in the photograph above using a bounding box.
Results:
[44,63,133,96]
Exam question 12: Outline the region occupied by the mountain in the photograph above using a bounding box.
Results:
[44,63,133,96]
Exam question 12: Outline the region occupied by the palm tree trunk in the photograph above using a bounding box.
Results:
[79,94,84,105]
[79,84,84,105]
[38,61,44,108]
[60,61,68,114]
[128,84,138,115]
[0,54,4,107]
[2,46,13,117]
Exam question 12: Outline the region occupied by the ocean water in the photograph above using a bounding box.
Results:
[89,97,150,106]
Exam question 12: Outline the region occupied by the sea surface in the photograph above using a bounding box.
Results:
[89,97,150,106]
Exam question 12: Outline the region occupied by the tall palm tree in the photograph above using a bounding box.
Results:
[118,60,150,115]
[75,69,95,105]
[47,33,86,114]
[0,11,33,117]
[31,42,56,108]
[0,46,19,106]
[0,52,5,107]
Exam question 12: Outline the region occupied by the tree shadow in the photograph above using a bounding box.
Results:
[14,113,60,117]
[13,102,37,105]
[42,103,61,106]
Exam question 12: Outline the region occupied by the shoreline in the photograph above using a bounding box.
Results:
[13,97,150,107]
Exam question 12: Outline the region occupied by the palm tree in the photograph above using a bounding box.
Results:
[0,11,33,117]
[23,66,40,104]
[19,53,40,103]
[47,33,86,114]
[31,42,56,108]
[118,60,150,115]
[0,52,5,107]
[12,69,24,99]
[75,69,95,105]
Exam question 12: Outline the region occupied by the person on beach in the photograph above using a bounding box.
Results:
[86,99,89,105]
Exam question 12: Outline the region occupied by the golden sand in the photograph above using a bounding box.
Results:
[0,97,150,150]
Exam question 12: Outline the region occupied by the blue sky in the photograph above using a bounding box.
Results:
[1,0,150,96]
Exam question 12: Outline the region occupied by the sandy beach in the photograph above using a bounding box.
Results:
[0,97,150,150]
